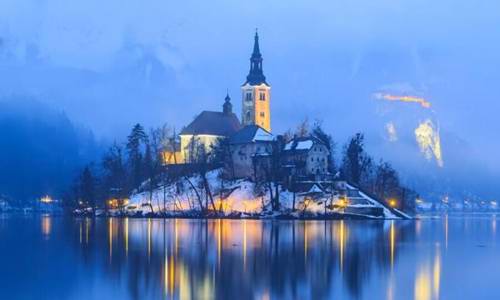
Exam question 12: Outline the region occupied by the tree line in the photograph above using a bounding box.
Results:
[68,120,417,213]
[66,123,171,210]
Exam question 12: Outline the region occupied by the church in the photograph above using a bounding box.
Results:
[164,31,273,164]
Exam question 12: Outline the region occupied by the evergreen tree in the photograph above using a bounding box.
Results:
[374,160,400,200]
[126,123,148,191]
[341,133,373,185]
[79,166,96,208]
[102,143,128,202]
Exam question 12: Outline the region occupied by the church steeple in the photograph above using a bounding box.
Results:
[223,92,233,115]
[241,30,271,132]
[245,30,267,86]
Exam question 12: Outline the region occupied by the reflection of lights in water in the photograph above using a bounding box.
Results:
[390,221,396,268]
[387,276,395,300]
[85,218,89,244]
[198,274,213,300]
[416,220,422,237]
[386,122,398,142]
[261,290,270,300]
[169,254,175,296]
[304,221,308,260]
[493,215,497,237]
[415,119,444,167]
[79,221,82,244]
[41,216,51,238]
[179,263,191,300]
[167,246,169,296]
[124,218,129,255]
[243,220,247,270]
[414,264,431,300]
[414,249,441,300]
[433,249,441,299]
[339,221,345,272]
[175,219,179,257]
[217,219,222,269]
[147,218,152,260]
[108,218,113,261]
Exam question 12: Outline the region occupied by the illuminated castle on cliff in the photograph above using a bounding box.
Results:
[164,31,273,164]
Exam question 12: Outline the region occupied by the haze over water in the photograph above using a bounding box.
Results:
[1,215,499,299]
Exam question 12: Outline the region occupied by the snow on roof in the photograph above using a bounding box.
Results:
[253,127,274,142]
[284,139,314,151]
[230,125,273,144]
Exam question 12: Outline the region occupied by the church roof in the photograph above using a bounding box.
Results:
[180,111,241,136]
[243,31,269,86]
[230,125,274,144]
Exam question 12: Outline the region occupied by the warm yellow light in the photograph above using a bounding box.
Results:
[40,195,52,203]
[337,198,349,208]
[108,199,119,208]
[388,199,397,208]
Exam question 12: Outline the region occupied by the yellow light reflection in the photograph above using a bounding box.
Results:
[179,263,191,300]
[41,216,51,238]
[304,221,308,261]
[85,218,89,244]
[148,218,152,260]
[243,220,247,270]
[339,220,345,272]
[433,249,441,299]
[390,221,395,268]
[175,219,179,257]
[124,218,129,255]
[217,219,222,269]
[108,218,113,261]
[414,265,431,300]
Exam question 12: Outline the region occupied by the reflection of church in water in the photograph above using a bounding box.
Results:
[164,31,274,165]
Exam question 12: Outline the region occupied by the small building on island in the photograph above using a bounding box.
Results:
[229,124,274,178]
[283,136,330,177]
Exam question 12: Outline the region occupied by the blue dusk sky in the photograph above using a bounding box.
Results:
[1,0,499,196]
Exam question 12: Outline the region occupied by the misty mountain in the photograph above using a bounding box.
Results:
[0,97,102,203]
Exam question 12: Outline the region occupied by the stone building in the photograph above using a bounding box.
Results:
[282,136,330,177]
[228,125,274,178]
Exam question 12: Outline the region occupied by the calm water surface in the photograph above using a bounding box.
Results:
[0,214,499,299]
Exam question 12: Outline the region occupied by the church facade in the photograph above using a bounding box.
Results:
[164,31,272,164]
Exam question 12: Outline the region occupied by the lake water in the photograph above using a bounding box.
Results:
[0,214,499,300]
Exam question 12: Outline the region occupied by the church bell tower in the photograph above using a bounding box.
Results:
[241,30,271,132]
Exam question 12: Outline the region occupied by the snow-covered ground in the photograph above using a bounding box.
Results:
[129,169,404,219]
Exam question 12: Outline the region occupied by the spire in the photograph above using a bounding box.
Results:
[252,29,261,58]
[244,29,267,86]
[223,91,232,115]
